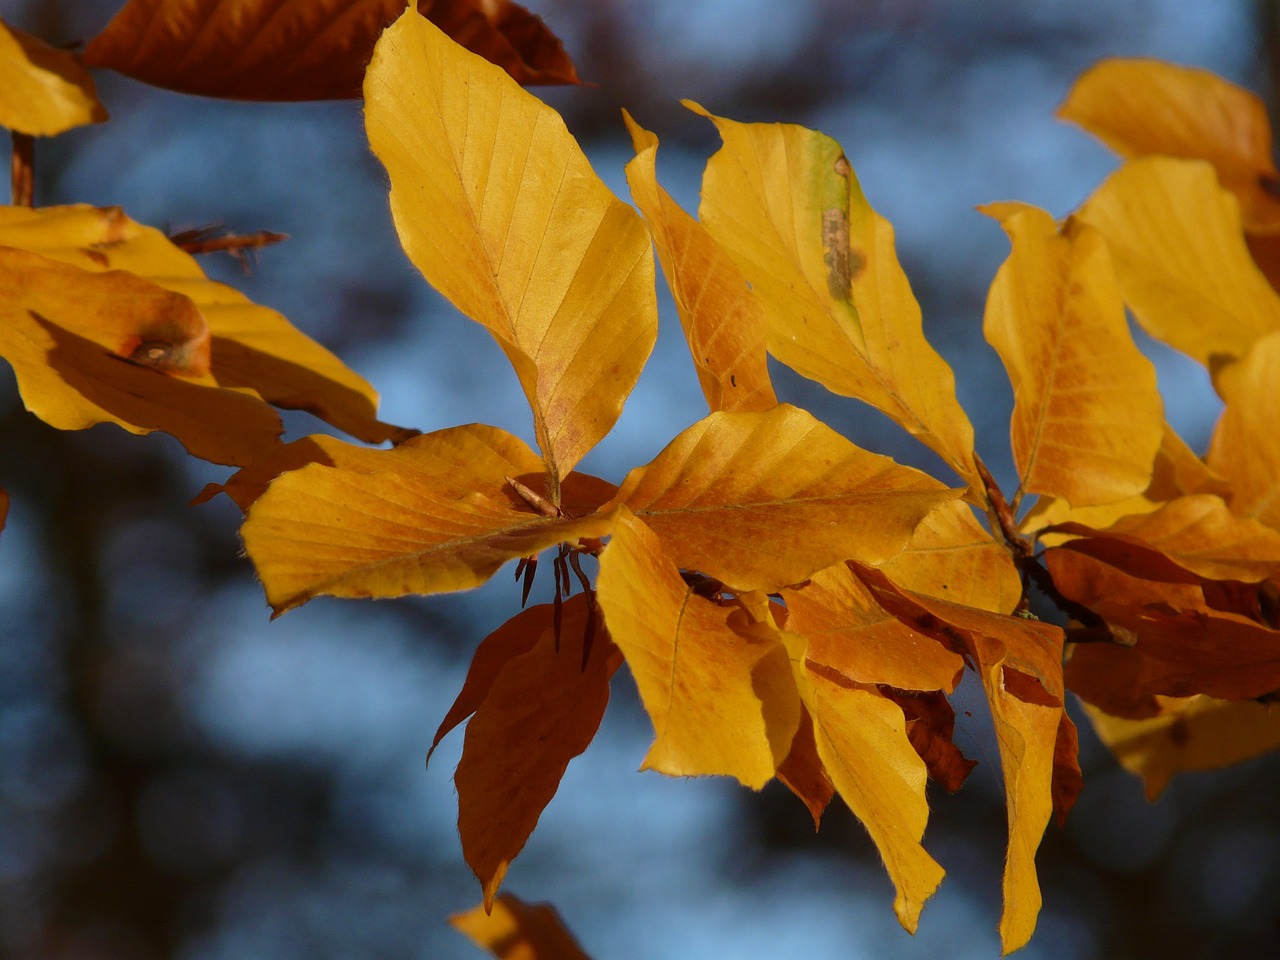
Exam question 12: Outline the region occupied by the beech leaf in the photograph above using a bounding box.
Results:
[1208,331,1280,529]
[596,510,800,788]
[1059,58,1280,230]
[83,0,580,101]
[689,103,979,489]
[365,9,657,498]
[450,893,594,960]
[982,202,1163,507]
[606,404,960,593]
[1075,157,1280,371]
[455,596,618,909]
[241,424,618,614]
[774,707,836,828]
[0,18,107,136]
[622,112,777,413]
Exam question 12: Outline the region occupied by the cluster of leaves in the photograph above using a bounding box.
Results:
[4,3,1280,955]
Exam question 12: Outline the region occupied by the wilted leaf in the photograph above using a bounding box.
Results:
[596,510,798,787]
[622,112,776,413]
[1075,157,1280,370]
[781,562,964,693]
[607,404,960,592]
[241,424,618,614]
[450,893,593,960]
[1059,58,1280,230]
[84,0,580,101]
[1084,697,1280,801]
[880,499,1022,614]
[981,203,1162,506]
[365,9,656,497]
[0,204,402,444]
[456,596,618,908]
[1208,331,1280,529]
[689,103,979,489]
[0,18,107,135]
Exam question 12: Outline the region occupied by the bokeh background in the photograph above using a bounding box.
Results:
[4,1,1280,957]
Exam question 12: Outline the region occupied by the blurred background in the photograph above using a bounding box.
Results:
[3,0,1280,957]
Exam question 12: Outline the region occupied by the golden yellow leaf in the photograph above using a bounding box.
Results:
[365,9,657,497]
[1075,157,1280,370]
[84,0,580,101]
[1083,697,1280,801]
[981,203,1162,507]
[881,499,1022,614]
[455,597,618,909]
[606,404,960,592]
[241,425,618,614]
[1208,331,1280,529]
[1058,58,1280,230]
[622,112,776,413]
[0,246,285,465]
[0,204,402,444]
[688,103,979,489]
[780,562,964,693]
[596,511,799,787]
[450,893,593,960]
[0,18,107,136]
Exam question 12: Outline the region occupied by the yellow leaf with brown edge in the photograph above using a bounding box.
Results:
[450,893,593,960]
[596,510,799,788]
[0,18,107,136]
[455,596,619,910]
[1075,157,1280,371]
[622,111,776,414]
[605,404,960,593]
[857,566,1065,954]
[776,623,944,933]
[365,9,656,501]
[0,247,285,465]
[83,0,580,101]
[688,102,979,490]
[241,424,618,614]
[1058,58,1280,231]
[981,202,1163,507]
[1208,331,1280,529]
[780,562,964,693]
[0,204,404,445]
[881,499,1022,614]
[1083,697,1280,802]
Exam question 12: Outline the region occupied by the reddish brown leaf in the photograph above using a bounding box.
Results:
[83,0,580,101]
[774,707,835,829]
[1050,713,1083,827]
[882,688,977,793]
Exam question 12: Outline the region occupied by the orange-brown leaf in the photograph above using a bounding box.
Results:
[982,202,1162,506]
[607,404,960,593]
[595,511,799,788]
[1051,712,1083,827]
[1059,58,1280,230]
[622,112,776,413]
[0,18,107,136]
[241,425,618,614]
[774,706,836,828]
[781,562,964,693]
[1208,331,1280,529]
[882,688,977,793]
[450,893,593,960]
[83,0,580,101]
[456,597,618,909]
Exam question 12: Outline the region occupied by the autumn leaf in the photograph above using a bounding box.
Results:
[981,202,1163,507]
[83,0,580,101]
[595,510,799,788]
[622,111,777,413]
[0,18,107,136]
[774,707,836,828]
[455,596,619,908]
[241,424,618,614]
[450,893,594,960]
[1075,156,1280,372]
[1208,331,1280,529]
[365,8,656,501]
[882,688,978,793]
[605,404,960,593]
[688,103,979,489]
[1059,58,1280,230]
[0,204,405,448]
